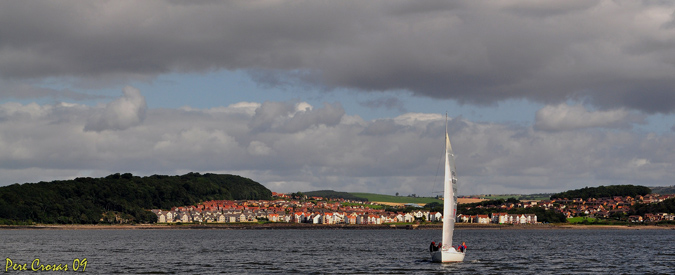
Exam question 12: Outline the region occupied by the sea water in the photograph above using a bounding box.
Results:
[1,228,673,274]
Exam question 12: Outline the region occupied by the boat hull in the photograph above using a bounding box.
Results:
[430,249,465,263]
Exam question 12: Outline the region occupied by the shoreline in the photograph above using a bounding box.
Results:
[1,223,673,230]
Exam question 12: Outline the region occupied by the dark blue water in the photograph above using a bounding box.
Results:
[1,228,674,274]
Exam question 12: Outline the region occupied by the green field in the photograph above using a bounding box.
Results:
[349,192,442,204]
[340,202,384,209]
[567,217,597,223]
[479,194,552,201]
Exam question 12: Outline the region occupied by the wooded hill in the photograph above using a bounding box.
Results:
[550,185,652,200]
[632,197,675,216]
[0,172,271,225]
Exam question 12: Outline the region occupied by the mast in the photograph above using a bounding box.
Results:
[442,114,457,250]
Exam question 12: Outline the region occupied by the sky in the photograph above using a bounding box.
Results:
[2,0,675,196]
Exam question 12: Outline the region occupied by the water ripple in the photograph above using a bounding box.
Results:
[1,228,674,274]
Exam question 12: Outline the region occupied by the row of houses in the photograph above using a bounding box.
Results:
[628,213,675,223]
[150,208,427,224]
[458,213,538,224]
[151,195,546,225]
[151,209,267,223]
[151,198,452,224]
[543,194,675,219]
[150,193,674,225]
[151,205,540,225]
[462,194,675,222]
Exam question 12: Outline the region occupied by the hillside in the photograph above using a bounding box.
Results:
[349,192,442,205]
[301,190,441,205]
[0,172,271,225]
[651,186,675,195]
[303,190,367,201]
[305,185,672,205]
[473,187,671,200]
[550,185,651,200]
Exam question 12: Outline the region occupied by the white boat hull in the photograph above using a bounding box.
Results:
[430,249,465,263]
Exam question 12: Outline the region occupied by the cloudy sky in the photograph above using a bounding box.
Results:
[2,0,675,196]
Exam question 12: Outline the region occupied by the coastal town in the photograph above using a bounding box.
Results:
[151,192,675,225]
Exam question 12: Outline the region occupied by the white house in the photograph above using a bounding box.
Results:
[430,212,442,222]
[166,211,174,222]
[367,214,381,224]
[310,213,322,224]
[403,213,414,223]
[476,215,490,224]
[322,213,334,224]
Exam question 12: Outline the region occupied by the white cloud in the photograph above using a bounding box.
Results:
[631,158,649,168]
[248,101,344,133]
[534,103,646,131]
[393,113,443,126]
[84,86,147,132]
[1,98,674,195]
[247,141,272,156]
[0,102,52,119]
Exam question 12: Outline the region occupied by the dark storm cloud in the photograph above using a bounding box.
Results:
[504,0,600,18]
[2,1,675,112]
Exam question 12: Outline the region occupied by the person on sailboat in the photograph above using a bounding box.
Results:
[429,242,436,252]
[459,242,466,252]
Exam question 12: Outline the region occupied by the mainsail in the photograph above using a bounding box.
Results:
[430,115,465,263]
[441,127,458,250]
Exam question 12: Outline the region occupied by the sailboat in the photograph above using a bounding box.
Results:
[430,115,465,263]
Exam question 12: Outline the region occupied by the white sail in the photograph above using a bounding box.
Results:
[442,131,457,250]
[431,115,465,263]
